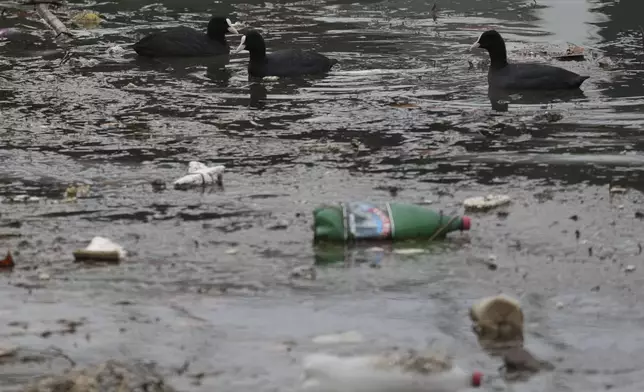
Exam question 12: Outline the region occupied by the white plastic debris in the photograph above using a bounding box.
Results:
[73,236,126,262]
[301,351,482,391]
[312,331,363,345]
[173,161,225,189]
[86,237,126,259]
[463,194,511,211]
[624,265,636,273]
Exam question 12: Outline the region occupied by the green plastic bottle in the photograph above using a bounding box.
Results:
[313,202,471,242]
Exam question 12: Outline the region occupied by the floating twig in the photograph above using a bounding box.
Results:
[35,3,72,38]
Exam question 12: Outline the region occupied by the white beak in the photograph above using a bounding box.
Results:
[232,35,246,53]
[226,18,239,35]
[470,42,480,50]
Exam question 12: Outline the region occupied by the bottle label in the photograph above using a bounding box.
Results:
[345,202,393,240]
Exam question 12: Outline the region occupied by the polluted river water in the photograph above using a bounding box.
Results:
[2,0,644,390]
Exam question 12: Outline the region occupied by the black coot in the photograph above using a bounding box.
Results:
[470,30,589,90]
[133,16,238,58]
[232,30,338,78]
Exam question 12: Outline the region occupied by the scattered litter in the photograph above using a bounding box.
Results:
[624,265,636,273]
[24,360,176,392]
[555,301,564,309]
[2,194,41,204]
[312,330,364,344]
[225,248,238,255]
[73,236,125,263]
[553,44,585,61]
[464,194,511,211]
[38,273,51,281]
[173,161,224,190]
[470,294,524,347]
[264,76,280,81]
[0,346,74,382]
[0,251,14,269]
[64,184,91,201]
[290,265,317,280]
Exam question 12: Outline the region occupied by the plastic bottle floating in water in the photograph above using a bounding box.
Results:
[313,202,471,243]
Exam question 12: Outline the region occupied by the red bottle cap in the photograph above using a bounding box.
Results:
[471,371,483,386]
[461,216,471,231]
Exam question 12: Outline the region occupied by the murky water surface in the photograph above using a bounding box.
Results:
[2,0,644,390]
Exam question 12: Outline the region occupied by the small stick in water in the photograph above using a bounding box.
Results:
[35,3,72,38]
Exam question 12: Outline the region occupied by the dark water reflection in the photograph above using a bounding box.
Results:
[2,0,644,391]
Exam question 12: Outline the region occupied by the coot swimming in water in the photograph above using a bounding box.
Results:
[133,16,238,58]
[232,30,338,78]
[470,30,589,90]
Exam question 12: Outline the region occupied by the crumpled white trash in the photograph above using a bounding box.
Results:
[173,161,225,189]
[463,194,511,211]
[73,236,126,263]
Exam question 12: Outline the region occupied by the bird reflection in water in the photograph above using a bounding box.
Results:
[249,82,267,108]
[488,86,587,113]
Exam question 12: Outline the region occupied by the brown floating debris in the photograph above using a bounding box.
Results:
[0,251,15,269]
[470,294,524,348]
[24,360,177,392]
[553,44,585,62]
